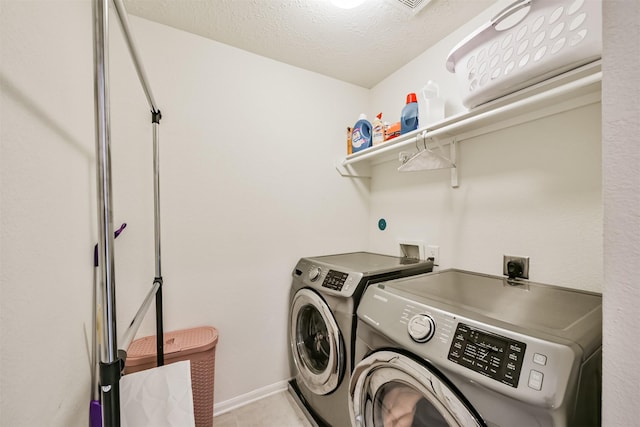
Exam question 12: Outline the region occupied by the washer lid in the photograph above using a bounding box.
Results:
[380,269,601,354]
[306,251,426,275]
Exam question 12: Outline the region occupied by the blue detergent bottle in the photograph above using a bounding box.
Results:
[400,93,419,135]
[351,113,372,153]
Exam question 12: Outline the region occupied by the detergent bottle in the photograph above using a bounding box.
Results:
[351,114,372,153]
[400,93,419,135]
[419,80,445,127]
[372,113,385,146]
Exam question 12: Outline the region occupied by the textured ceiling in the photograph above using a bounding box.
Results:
[123,0,496,88]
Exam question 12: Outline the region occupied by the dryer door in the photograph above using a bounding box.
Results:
[290,288,344,395]
[350,350,486,427]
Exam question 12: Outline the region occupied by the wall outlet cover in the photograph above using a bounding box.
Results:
[503,255,530,279]
[426,245,440,266]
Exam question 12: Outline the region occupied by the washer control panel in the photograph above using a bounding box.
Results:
[448,322,526,388]
[408,314,436,343]
[308,267,321,282]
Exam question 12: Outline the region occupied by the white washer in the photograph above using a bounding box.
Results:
[288,252,433,427]
[350,269,602,427]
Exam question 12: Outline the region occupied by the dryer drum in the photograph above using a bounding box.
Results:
[290,288,344,395]
[298,306,331,373]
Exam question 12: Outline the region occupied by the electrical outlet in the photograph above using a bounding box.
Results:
[426,245,439,266]
[503,255,529,280]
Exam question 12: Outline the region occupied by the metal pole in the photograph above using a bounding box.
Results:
[93,0,120,424]
[111,0,158,112]
[152,117,164,367]
[120,280,162,351]
[153,121,162,279]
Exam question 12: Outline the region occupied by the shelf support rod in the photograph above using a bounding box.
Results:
[450,138,458,188]
[335,159,371,178]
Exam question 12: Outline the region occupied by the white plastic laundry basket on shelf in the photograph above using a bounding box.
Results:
[446,0,602,109]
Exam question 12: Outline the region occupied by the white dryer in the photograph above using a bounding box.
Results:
[288,252,433,427]
[350,269,602,427]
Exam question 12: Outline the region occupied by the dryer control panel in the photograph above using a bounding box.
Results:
[322,270,349,291]
[292,260,362,297]
[448,322,526,388]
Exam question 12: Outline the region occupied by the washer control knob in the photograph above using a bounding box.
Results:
[408,314,436,343]
[308,267,321,282]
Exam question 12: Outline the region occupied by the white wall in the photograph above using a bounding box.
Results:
[601,0,640,425]
[109,13,371,408]
[0,2,96,426]
[366,1,602,290]
[367,104,602,290]
[0,1,369,426]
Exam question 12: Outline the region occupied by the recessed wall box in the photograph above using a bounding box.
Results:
[398,240,425,260]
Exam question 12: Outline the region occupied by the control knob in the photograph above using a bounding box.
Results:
[408,314,436,343]
[308,267,321,282]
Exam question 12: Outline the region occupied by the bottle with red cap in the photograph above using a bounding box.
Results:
[400,93,419,135]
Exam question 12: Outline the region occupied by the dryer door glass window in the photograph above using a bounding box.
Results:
[297,305,330,373]
[350,351,485,427]
[290,289,343,395]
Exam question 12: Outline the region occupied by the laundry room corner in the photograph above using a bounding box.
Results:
[365,0,602,291]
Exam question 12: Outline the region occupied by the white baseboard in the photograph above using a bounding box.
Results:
[213,379,291,416]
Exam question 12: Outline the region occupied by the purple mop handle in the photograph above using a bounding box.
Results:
[93,223,127,267]
[90,400,102,427]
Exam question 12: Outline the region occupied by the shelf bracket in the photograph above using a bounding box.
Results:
[336,158,371,178]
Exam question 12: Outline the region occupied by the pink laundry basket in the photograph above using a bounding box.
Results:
[124,326,219,427]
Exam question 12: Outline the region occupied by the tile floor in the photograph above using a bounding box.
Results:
[214,390,314,427]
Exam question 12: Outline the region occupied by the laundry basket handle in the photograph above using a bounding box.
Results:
[491,0,532,30]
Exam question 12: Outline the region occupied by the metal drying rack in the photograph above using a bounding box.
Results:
[93,0,165,425]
